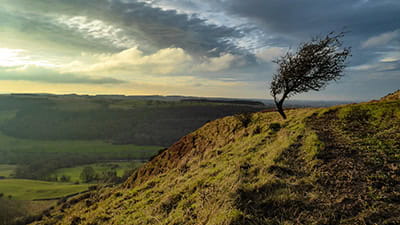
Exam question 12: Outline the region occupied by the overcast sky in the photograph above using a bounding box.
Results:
[0,0,399,100]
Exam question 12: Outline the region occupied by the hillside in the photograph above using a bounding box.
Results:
[31,96,399,225]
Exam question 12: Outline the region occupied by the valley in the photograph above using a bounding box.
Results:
[0,93,268,224]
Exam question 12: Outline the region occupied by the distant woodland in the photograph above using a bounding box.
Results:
[0,95,265,146]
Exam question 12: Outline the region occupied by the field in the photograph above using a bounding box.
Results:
[0,161,141,203]
[0,179,89,200]
[0,130,161,165]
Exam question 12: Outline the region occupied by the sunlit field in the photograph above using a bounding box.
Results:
[0,179,89,200]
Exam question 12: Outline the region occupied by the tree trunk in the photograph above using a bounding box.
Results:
[275,100,287,119]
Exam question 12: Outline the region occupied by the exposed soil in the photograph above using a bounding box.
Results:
[233,110,400,224]
[307,111,399,224]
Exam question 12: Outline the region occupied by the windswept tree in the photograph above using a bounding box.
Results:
[270,32,351,119]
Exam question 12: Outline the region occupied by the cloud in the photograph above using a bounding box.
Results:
[63,47,193,75]
[3,0,245,56]
[107,0,245,55]
[350,60,400,73]
[62,47,245,76]
[55,16,137,49]
[0,8,120,54]
[1,0,399,100]
[195,53,242,72]
[0,66,125,84]
[361,29,400,48]
[0,48,56,68]
[255,47,286,63]
[225,0,400,38]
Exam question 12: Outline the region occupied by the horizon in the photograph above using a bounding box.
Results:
[1,0,399,101]
[0,92,359,103]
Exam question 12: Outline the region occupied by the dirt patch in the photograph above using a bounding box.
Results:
[308,110,400,224]
[233,110,400,224]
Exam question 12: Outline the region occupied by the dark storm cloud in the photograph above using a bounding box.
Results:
[5,0,245,56]
[226,0,400,38]
[107,0,244,55]
[219,0,400,81]
[143,0,400,70]
[0,7,122,54]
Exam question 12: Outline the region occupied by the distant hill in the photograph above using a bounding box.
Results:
[180,98,265,106]
[0,94,266,147]
[31,92,400,225]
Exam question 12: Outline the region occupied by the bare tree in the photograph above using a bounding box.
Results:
[270,32,351,119]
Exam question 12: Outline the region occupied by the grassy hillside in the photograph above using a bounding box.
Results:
[31,96,399,225]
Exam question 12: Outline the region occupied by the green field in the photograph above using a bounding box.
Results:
[0,179,89,200]
[0,161,141,202]
[0,108,161,163]
[0,130,161,164]
[51,161,143,182]
[0,164,16,177]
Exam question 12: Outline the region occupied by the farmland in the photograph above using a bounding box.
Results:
[0,179,89,201]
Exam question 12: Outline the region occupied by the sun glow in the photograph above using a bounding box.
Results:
[0,48,56,68]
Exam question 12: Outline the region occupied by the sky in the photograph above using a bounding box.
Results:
[0,0,399,101]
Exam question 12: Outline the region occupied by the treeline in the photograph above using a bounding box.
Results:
[180,99,265,106]
[0,147,153,165]
[12,153,140,183]
[13,155,98,181]
[79,165,135,184]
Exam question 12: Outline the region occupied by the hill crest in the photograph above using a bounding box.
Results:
[381,89,400,101]
[31,96,400,225]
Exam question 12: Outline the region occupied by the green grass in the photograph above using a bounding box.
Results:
[0,131,161,164]
[0,109,162,164]
[0,131,160,155]
[0,179,89,200]
[0,164,16,177]
[51,161,143,182]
